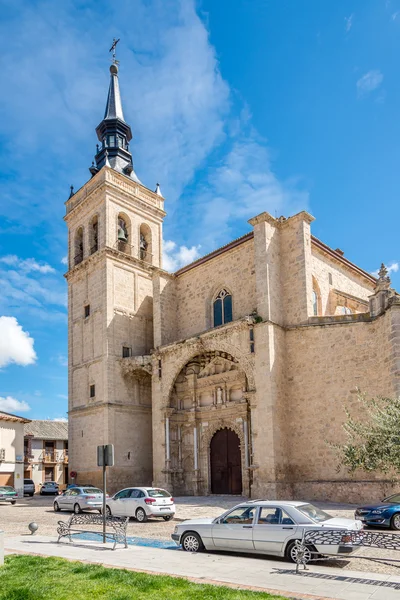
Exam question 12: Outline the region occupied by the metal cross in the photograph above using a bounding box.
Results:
[109,38,120,64]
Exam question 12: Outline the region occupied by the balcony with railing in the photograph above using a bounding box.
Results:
[41,450,57,463]
[39,450,68,463]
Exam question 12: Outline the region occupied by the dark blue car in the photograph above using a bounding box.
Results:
[355,493,400,530]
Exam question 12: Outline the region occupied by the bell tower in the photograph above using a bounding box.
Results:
[65,49,166,491]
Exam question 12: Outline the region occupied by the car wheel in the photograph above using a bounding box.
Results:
[73,503,82,514]
[391,513,400,530]
[285,540,313,564]
[11,500,16,505]
[54,501,61,512]
[106,506,112,517]
[135,508,148,523]
[163,515,173,521]
[181,531,204,553]
[30,493,34,497]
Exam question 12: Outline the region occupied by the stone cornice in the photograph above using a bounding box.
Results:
[248,210,315,228]
[154,316,256,355]
[64,245,154,281]
[68,402,151,416]
[65,167,165,219]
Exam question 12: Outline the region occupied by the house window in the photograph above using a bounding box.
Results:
[213,289,233,327]
[108,135,116,147]
[89,384,95,398]
[122,346,131,358]
[328,273,333,285]
[84,305,90,318]
[341,306,352,315]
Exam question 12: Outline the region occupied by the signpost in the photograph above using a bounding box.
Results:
[97,444,114,543]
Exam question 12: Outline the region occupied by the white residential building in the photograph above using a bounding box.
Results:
[24,420,68,491]
[0,410,30,497]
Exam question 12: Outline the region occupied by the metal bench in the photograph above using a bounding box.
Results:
[294,528,400,573]
[57,513,129,550]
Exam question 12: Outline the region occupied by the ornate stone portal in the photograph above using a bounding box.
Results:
[165,351,252,496]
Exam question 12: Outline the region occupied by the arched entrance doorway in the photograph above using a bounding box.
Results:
[210,429,242,494]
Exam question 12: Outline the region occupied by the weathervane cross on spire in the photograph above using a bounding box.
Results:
[109,38,120,64]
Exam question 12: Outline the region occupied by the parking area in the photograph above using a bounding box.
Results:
[1,494,399,575]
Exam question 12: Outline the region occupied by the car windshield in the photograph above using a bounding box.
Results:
[82,488,102,494]
[297,503,332,522]
[147,489,170,498]
[383,494,400,503]
[0,486,14,492]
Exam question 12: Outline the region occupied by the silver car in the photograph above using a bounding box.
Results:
[54,486,105,513]
[172,500,363,562]
[24,478,35,496]
[106,487,175,522]
[39,481,59,495]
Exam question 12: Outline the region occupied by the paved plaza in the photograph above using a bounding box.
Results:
[2,494,400,599]
[3,534,400,600]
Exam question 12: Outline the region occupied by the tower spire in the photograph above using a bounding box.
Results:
[91,41,141,183]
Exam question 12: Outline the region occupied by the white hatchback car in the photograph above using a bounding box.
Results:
[172,500,363,562]
[106,487,175,522]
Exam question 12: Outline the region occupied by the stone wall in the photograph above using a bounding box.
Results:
[312,246,374,316]
[284,309,398,502]
[174,239,256,340]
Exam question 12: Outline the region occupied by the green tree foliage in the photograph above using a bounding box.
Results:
[334,392,400,475]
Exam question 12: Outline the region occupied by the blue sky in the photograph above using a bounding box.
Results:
[0,0,399,419]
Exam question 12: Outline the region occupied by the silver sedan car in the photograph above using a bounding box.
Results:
[172,500,363,562]
[54,486,105,513]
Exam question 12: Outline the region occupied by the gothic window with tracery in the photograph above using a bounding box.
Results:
[213,289,233,327]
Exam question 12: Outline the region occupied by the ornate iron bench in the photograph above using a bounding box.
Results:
[57,513,129,550]
[294,528,400,573]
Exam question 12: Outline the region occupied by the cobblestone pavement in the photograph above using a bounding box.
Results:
[1,495,399,576]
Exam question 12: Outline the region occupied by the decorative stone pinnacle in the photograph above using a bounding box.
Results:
[69,185,74,198]
[378,263,389,280]
[375,262,391,292]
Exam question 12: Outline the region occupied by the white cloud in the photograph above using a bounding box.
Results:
[392,11,400,20]
[0,0,309,275]
[177,136,309,250]
[0,255,55,274]
[61,256,68,265]
[371,262,399,277]
[0,316,37,368]
[57,394,68,400]
[56,355,68,367]
[163,240,201,272]
[0,253,67,322]
[357,70,384,97]
[345,14,354,32]
[51,417,68,422]
[0,395,30,413]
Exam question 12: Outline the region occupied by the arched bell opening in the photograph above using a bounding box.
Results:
[139,223,152,264]
[74,227,84,265]
[90,215,99,255]
[117,212,131,255]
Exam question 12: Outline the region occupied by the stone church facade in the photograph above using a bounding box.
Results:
[66,59,400,503]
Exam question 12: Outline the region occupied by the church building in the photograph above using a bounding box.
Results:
[65,58,400,503]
